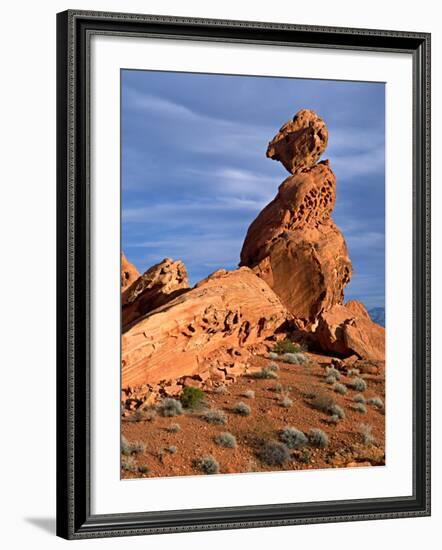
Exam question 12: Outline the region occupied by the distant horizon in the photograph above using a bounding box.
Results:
[122,70,385,310]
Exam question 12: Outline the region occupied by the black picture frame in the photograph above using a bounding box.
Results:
[56,9,431,540]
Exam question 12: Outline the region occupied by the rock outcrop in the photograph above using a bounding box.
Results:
[121,253,140,292]
[266,109,328,174]
[316,300,385,360]
[240,110,351,327]
[122,258,189,330]
[122,267,290,388]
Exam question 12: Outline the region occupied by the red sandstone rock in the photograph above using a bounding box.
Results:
[122,258,189,330]
[316,300,385,360]
[121,267,290,388]
[240,161,351,326]
[121,253,140,292]
[266,109,328,174]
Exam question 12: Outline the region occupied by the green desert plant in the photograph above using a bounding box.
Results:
[308,428,329,448]
[214,384,228,395]
[233,402,251,416]
[268,363,279,372]
[325,414,340,425]
[242,389,255,399]
[214,432,237,448]
[367,397,384,410]
[165,423,181,433]
[359,423,375,445]
[353,394,366,404]
[121,436,146,455]
[180,386,206,409]
[267,352,279,360]
[353,402,367,414]
[310,393,337,414]
[325,374,337,385]
[333,383,348,395]
[251,366,279,380]
[299,448,312,463]
[329,403,345,420]
[196,455,220,475]
[325,366,341,380]
[203,409,227,425]
[258,440,290,466]
[157,397,183,417]
[272,339,302,355]
[348,377,368,392]
[279,427,308,449]
[282,352,309,365]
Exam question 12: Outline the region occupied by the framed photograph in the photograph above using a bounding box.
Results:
[56,10,431,539]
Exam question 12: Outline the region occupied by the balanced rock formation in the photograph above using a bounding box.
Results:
[121,253,140,292]
[316,300,385,360]
[240,109,351,327]
[266,109,328,174]
[122,267,289,388]
[122,257,189,330]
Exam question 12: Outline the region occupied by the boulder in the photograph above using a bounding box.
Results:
[266,109,328,174]
[122,258,190,330]
[121,267,290,388]
[315,300,385,360]
[121,253,140,292]
[240,160,351,326]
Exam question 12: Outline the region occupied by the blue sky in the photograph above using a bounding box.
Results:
[122,70,385,310]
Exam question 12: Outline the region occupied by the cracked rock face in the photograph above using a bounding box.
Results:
[122,258,190,330]
[121,267,289,388]
[266,109,329,174]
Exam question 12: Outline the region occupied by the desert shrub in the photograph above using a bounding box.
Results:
[268,363,279,372]
[196,455,220,475]
[272,339,302,355]
[204,409,227,425]
[214,432,237,448]
[325,414,340,425]
[311,394,336,414]
[334,383,348,395]
[180,386,205,409]
[166,423,181,433]
[353,402,367,414]
[279,427,308,449]
[130,441,146,454]
[165,445,177,454]
[129,409,144,423]
[157,398,183,417]
[325,366,341,380]
[347,368,360,377]
[233,402,251,416]
[329,403,345,420]
[214,384,228,395]
[325,375,336,385]
[299,448,312,463]
[121,436,145,455]
[141,407,157,422]
[251,366,279,380]
[273,383,284,393]
[359,423,375,445]
[353,394,366,404]
[282,352,309,365]
[308,428,329,448]
[121,456,137,472]
[367,397,384,410]
[279,393,293,408]
[348,377,367,392]
[267,352,279,360]
[242,389,255,399]
[137,465,149,474]
[121,436,132,456]
[258,440,290,466]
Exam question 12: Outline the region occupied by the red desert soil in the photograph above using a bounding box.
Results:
[121,352,385,479]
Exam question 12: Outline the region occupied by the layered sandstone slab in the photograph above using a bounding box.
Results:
[121,253,140,292]
[122,258,189,330]
[240,161,351,326]
[266,109,328,174]
[316,300,385,360]
[122,267,290,388]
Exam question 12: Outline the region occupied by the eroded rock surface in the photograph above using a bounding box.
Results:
[121,253,140,292]
[121,267,290,388]
[316,300,385,360]
[240,159,351,326]
[122,258,189,330]
[266,109,328,174]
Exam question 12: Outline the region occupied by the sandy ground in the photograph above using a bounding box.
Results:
[121,353,385,479]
